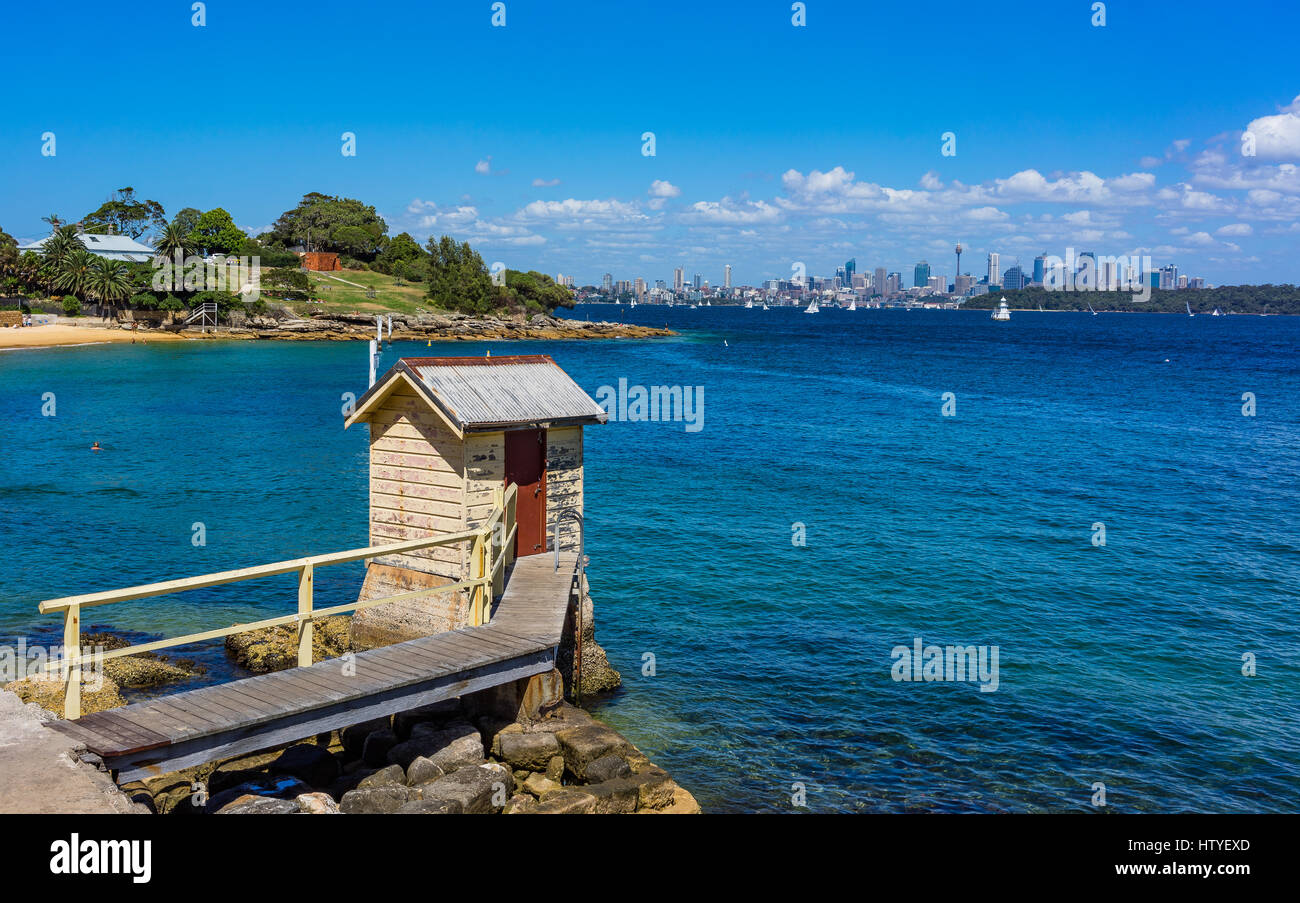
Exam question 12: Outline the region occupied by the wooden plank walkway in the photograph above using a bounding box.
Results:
[46,553,579,783]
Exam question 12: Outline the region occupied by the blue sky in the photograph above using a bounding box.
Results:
[3,0,1299,286]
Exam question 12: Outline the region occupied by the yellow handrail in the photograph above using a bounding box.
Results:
[37,484,520,719]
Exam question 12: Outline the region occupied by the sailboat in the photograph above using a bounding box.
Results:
[1186,300,1195,318]
[630,298,636,308]
[762,302,769,310]
[847,298,857,311]
[1211,308,1223,317]
[805,298,820,314]
[1087,299,1098,316]
[745,300,753,308]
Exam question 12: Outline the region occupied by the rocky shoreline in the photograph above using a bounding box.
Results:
[5,587,695,814]
[113,309,673,342]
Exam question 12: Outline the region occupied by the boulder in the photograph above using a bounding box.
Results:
[225,615,352,673]
[341,717,390,758]
[362,729,399,767]
[216,794,300,815]
[417,764,510,814]
[388,723,483,771]
[269,744,340,788]
[555,724,633,781]
[393,700,461,739]
[545,756,566,782]
[356,764,406,789]
[395,799,460,814]
[406,756,445,786]
[296,792,341,814]
[584,776,640,814]
[585,754,632,784]
[531,790,597,814]
[502,794,539,815]
[632,770,678,811]
[522,773,563,798]
[497,731,561,772]
[339,785,420,814]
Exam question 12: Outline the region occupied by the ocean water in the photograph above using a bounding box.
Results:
[1,306,1298,813]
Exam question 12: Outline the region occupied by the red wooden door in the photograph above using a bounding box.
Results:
[505,428,547,556]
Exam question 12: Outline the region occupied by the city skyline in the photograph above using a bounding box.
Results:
[3,1,1299,287]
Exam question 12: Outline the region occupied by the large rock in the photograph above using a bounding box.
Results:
[555,724,633,781]
[496,731,561,772]
[584,777,640,815]
[394,798,460,814]
[341,717,390,758]
[356,764,406,789]
[3,673,126,716]
[556,579,622,697]
[531,789,597,814]
[393,700,462,739]
[417,764,510,814]
[405,757,444,786]
[216,794,300,815]
[339,785,420,814]
[362,729,399,767]
[585,754,632,784]
[296,792,341,814]
[225,615,352,673]
[269,744,340,788]
[388,723,483,771]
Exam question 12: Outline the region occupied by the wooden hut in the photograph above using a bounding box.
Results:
[342,355,606,647]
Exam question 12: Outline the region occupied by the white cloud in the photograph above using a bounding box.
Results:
[1245,95,1300,160]
[516,198,645,223]
[920,171,943,190]
[1215,223,1253,236]
[648,180,681,198]
[475,157,492,175]
[532,177,560,187]
[682,197,782,224]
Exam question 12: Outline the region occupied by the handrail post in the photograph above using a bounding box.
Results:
[470,533,485,626]
[491,488,505,598]
[505,485,517,570]
[297,562,314,667]
[63,602,81,719]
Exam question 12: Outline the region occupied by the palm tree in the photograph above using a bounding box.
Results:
[152,221,195,260]
[85,257,133,315]
[51,248,94,301]
[41,213,64,232]
[41,225,84,268]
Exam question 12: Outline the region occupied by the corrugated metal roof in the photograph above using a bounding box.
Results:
[18,232,156,262]
[396,355,607,431]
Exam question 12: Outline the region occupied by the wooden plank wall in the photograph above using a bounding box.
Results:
[368,385,466,580]
[463,430,506,572]
[547,426,584,552]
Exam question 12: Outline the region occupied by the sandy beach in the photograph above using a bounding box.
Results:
[0,324,188,350]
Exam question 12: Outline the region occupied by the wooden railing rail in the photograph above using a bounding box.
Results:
[36,483,519,719]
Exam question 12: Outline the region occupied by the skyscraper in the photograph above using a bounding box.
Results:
[845,258,856,286]
[673,267,684,292]
[914,260,931,288]
[724,264,732,290]
[874,266,887,297]
[602,273,613,293]
[693,273,702,290]
[1002,265,1025,290]
[987,252,1000,286]
[1033,253,1047,284]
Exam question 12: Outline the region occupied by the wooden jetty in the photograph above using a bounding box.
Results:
[41,487,579,782]
[36,354,606,784]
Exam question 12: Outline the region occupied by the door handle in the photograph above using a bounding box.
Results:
[534,487,542,497]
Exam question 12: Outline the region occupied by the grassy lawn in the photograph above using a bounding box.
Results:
[279,268,435,316]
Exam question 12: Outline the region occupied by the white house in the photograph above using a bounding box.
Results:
[18,232,155,263]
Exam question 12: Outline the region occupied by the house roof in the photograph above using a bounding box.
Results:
[18,232,156,262]
[345,355,607,435]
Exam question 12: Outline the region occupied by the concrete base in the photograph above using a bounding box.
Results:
[463,668,565,725]
[0,690,143,814]
[349,562,470,650]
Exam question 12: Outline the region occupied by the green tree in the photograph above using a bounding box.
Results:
[272,193,388,260]
[187,208,248,256]
[153,221,195,259]
[82,187,167,239]
[85,257,133,314]
[171,207,202,238]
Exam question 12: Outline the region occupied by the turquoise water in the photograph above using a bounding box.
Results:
[2,307,1298,812]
